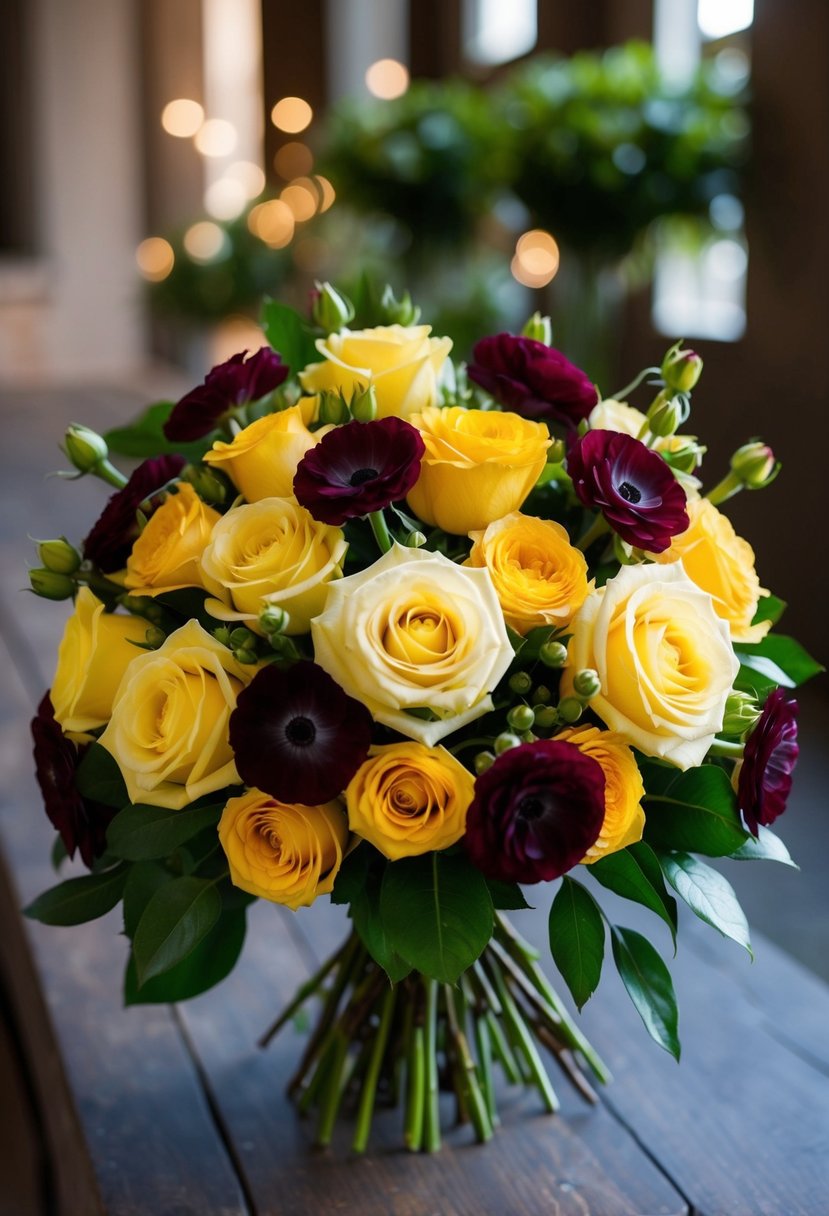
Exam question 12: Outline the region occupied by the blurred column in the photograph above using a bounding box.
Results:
[261,0,326,184]
[327,0,408,100]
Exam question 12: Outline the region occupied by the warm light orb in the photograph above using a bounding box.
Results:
[271,96,313,134]
[280,179,319,222]
[204,177,248,221]
[313,175,336,212]
[183,221,228,262]
[226,160,266,200]
[512,229,560,287]
[161,98,204,138]
[194,118,238,158]
[248,200,295,248]
[135,237,175,282]
[274,141,314,180]
[365,58,410,100]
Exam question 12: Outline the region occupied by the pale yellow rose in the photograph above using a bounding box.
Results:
[124,483,219,596]
[651,497,770,643]
[298,324,453,420]
[311,543,514,746]
[51,587,146,733]
[556,725,645,862]
[345,742,474,860]
[588,398,647,436]
[466,511,590,635]
[406,407,551,535]
[203,405,317,501]
[99,620,254,809]
[218,789,347,909]
[201,497,347,634]
[563,563,739,769]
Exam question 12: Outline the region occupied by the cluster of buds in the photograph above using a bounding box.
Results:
[317,383,378,426]
[29,538,82,600]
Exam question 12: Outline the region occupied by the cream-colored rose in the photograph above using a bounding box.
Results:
[202,405,317,501]
[651,497,770,643]
[465,511,590,635]
[124,483,219,596]
[51,588,147,732]
[563,563,739,769]
[298,325,453,420]
[556,725,645,862]
[99,620,254,809]
[218,789,347,909]
[201,497,347,634]
[588,398,647,436]
[406,406,551,535]
[311,544,514,746]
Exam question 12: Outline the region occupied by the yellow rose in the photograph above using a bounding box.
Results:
[563,563,739,769]
[556,725,645,862]
[99,620,253,809]
[201,497,347,634]
[651,497,770,643]
[588,398,647,436]
[465,511,590,635]
[124,483,219,596]
[203,405,317,501]
[311,543,514,746]
[406,407,551,535]
[345,742,474,860]
[218,789,347,909]
[298,324,453,420]
[51,587,146,732]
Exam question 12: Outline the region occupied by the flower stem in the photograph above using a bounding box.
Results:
[444,985,493,1142]
[315,1031,350,1146]
[96,459,128,490]
[611,366,661,402]
[575,514,610,552]
[484,955,559,1112]
[423,978,441,1152]
[258,944,344,1048]
[706,470,742,506]
[352,984,397,1154]
[405,1023,426,1152]
[708,738,745,758]
[368,509,393,554]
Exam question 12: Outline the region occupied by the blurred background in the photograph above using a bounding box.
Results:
[0,0,826,974]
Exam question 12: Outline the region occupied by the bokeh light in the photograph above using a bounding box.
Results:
[204,177,249,220]
[281,179,319,222]
[512,229,560,287]
[271,97,313,134]
[274,141,314,180]
[194,118,238,158]
[161,99,204,138]
[247,200,295,248]
[135,237,175,282]
[365,58,410,100]
[226,160,267,199]
[183,221,228,261]
[313,175,336,213]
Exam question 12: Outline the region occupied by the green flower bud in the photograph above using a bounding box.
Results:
[534,685,552,703]
[37,538,81,575]
[318,390,351,426]
[180,463,228,505]
[120,595,165,625]
[145,625,166,648]
[406,530,427,548]
[29,567,75,600]
[350,383,378,422]
[646,392,689,438]
[540,640,568,668]
[663,438,705,475]
[521,311,552,345]
[508,671,533,696]
[63,423,109,474]
[661,342,703,393]
[474,750,496,775]
[546,438,566,465]
[520,731,537,744]
[572,668,602,700]
[378,285,420,327]
[312,281,355,332]
[494,731,522,755]
[507,704,535,732]
[557,696,583,724]
[722,690,762,737]
[534,705,558,730]
[730,441,780,490]
[230,626,256,649]
[259,604,290,636]
[213,626,232,647]
[233,646,259,665]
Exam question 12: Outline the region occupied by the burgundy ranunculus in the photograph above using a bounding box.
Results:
[567,429,689,553]
[164,347,289,442]
[83,454,185,572]
[31,693,115,867]
[293,417,425,526]
[737,688,799,836]
[467,334,598,427]
[464,740,606,884]
[229,661,373,805]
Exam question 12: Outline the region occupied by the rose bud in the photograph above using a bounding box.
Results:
[646,393,689,439]
[661,342,703,393]
[312,281,355,332]
[63,423,109,475]
[730,441,780,490]
[521,312,553,345]
[37,538,81,575]
[722,690,762,738]
[378,284,420,326]
[29,568,75,600]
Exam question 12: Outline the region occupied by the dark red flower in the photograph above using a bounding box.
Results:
[293,417,425,526]
[164,347,289,442]
[31,693,115,868]
[464,740,605,884]
[467,334,597,427]
[229,662,373,805]
[83,454,185,572]
[737,688,799,836]
[567,429,689,552]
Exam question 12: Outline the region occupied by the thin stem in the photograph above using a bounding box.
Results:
[423,978,441,1153]
[485,1010,522,1085]
[96,459,128,490]
[706,470,742,506]
[258,945,344,1048]
[368,509,393,554]
[472,1008,498,1126]
[444,984,493,1143]
[484,954,559,1113]
[448,736,495,756]
[287,936,364,1095]
[314,1031,350,1146]
[575,514,610,553]
[708,738,745,759]
[610,366,661,402]
[405,1024,426,1152]
[352,984,397,1154]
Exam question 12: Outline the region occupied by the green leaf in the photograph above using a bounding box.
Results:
[380,853,493,984]
[658,851,753,957]
[23,866,127,926]
[350,872,411,983]
[486,879,531,910]
[123,861,171,938]
[107,801,224,861]
[259,298,318,371]
[752,594,786,627]
[642,764,748,856]
[610,926,680,1060]
[50,834,68,872]
[125,894,247,1005]
[331,844,373,906]
[75,743,128,808]
[590,842,677,945]
[132,877,222,987]
[548,877,605,1009]
[735,634,823,691]
[730,825,798,867]
[104,401,209,462]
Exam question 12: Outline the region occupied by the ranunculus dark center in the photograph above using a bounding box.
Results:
[349,467,379,487]
[518,796,545,821]
[285,715,316,746]
[618,481,642,503]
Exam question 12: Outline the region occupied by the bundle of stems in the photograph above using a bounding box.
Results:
[260,914,611,1153]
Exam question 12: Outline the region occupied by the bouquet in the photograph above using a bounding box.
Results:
[26,282,818,1154]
